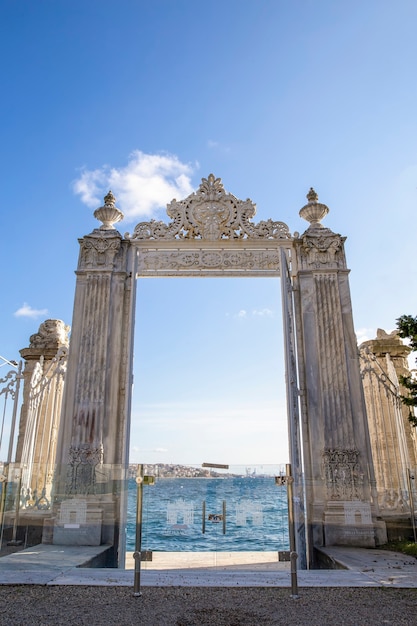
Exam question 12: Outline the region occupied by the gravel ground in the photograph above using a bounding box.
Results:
[0,586,416,626]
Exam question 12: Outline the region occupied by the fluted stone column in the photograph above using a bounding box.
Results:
[293,190,384,553]
[53,193,136,562]
[16,320,69,502]
[360,330,415,520]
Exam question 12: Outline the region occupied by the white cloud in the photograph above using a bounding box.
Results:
[252,308,274,318]
[232,308,274,319]
[14,303,49,319]
[207,139,231,153]
[73,150,196,221]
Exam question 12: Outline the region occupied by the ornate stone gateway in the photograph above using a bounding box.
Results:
[53,175,383,567]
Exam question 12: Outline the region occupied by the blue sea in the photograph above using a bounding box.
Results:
[126,476,289,552]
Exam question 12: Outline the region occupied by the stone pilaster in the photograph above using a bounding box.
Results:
[293,189,383,552]
[53,193,135,561]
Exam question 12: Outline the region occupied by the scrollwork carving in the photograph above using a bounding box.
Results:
[128,174,292,241]
[137,248,281,275]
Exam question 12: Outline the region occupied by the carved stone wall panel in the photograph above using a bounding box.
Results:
[136,247,282,276]
[66,443,104,495]
[322,448,364,501]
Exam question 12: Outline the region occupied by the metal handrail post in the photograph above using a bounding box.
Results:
[8,467,23,546]
[7,362,22,465]
[407,468,416,543]
[286,463,300,599]
[133,464,144,597]
[0,467,7,549]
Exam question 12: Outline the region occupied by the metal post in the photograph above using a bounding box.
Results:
[286,463,299,599]
[222,500,226,535]
[133,464,144,597]
[8,467,23,546]
[0,361,22,550]
[7,362,22,465]
[0,470,7,549]
[407,468,416,543]
[202,500,206,534]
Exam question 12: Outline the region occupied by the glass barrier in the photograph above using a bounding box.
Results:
[126,463,290,572]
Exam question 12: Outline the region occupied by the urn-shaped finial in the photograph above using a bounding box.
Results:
[299,188,329,227]
[93,191,124,230]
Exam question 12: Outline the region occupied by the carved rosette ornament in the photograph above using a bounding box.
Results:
[322,448,364,501]
[128,174,292,241]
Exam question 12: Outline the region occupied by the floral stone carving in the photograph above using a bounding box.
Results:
[66,443,104,495]
[323,448,364,501]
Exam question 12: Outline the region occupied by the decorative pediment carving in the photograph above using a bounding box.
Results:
[128,174,291,241]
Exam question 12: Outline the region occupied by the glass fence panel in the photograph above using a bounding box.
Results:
[126,463,289,571]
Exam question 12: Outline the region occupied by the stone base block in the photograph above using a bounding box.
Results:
[53,522,102,546]
[53,498,103,546]
[323,501,376,548]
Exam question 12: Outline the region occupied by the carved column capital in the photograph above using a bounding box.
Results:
[78,229,124,271]
[295,228,346,270]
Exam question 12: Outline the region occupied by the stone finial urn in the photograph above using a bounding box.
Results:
[93,191,124,230]
[299,188,329,227]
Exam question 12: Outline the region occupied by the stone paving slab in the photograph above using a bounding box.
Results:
[50,567,381,588]
[0,545,416,588]
[0,544,110,571]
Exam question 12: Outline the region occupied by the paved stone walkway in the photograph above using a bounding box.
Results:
[0,545,415,587]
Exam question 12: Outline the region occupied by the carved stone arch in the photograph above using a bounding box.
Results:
[53,176,383,567]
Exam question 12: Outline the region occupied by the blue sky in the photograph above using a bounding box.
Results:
[1,1,416,465]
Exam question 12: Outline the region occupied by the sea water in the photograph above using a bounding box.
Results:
[126,476,289,552]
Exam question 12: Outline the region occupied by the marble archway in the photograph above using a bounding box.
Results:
[53,175,383,567]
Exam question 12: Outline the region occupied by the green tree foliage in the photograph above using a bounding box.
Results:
[396,315,417,426]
